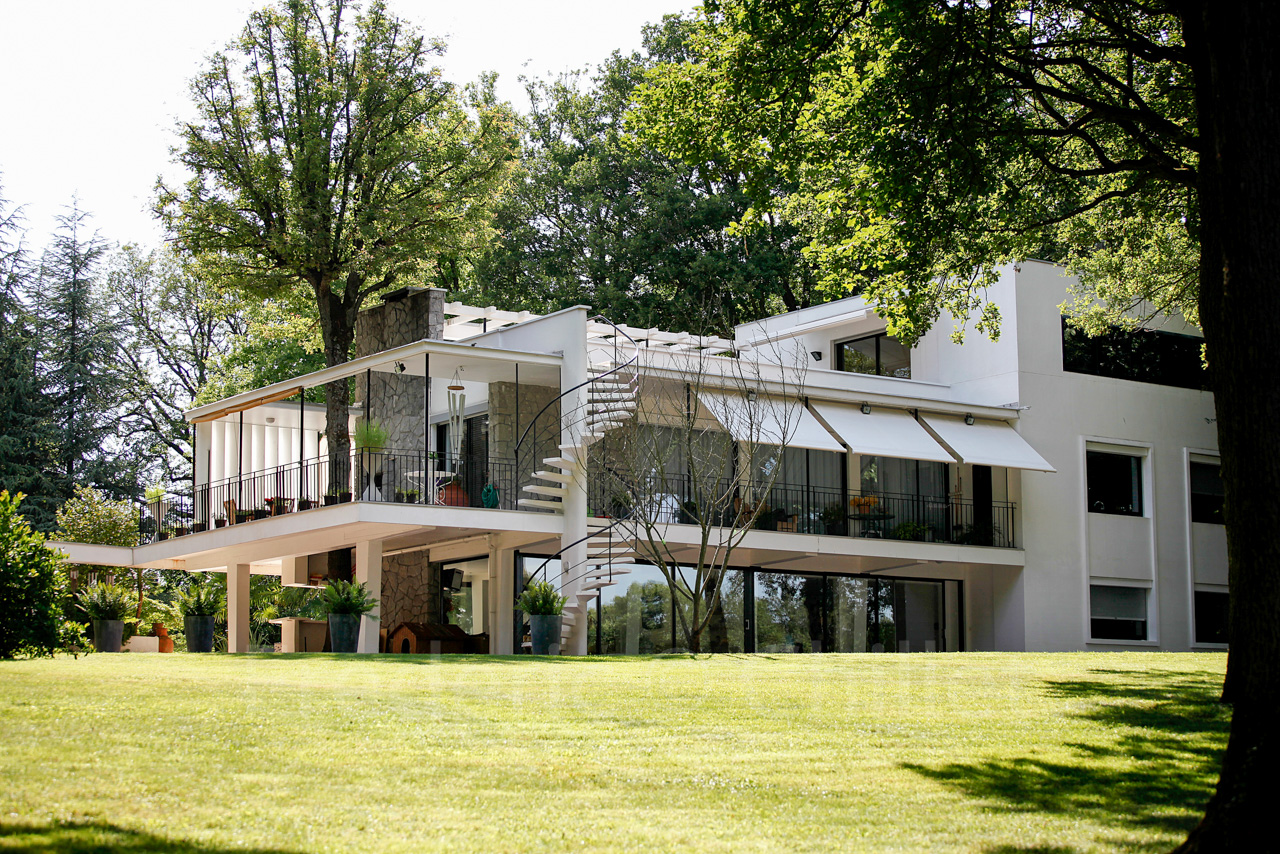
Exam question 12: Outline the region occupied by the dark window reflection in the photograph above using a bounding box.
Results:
[1062,317,1207,390]
[836,333,911,379]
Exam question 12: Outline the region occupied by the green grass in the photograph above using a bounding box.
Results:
[0,653,1227,853]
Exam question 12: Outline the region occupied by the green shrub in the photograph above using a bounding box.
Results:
[322,579,378,617]
[515,579,566,616]
[353,419,388,451]
[177,577,224,617]
[0,490,70,658]
[78,582,134,621]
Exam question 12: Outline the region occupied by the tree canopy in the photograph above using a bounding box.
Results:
[634,0,1198,342]
[158,0,518,459]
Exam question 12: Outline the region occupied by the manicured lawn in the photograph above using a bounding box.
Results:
[0,653,1226,853]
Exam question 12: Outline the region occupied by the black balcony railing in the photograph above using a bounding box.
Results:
[588,472,1017,548]
[140,449,519,543]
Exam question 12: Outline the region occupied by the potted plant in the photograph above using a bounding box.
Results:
[236,508,252,524]
[516,579,567,655]
[439,474,469,507]
[214,515,227,528]
[252,503,269,520]
[178,577,223,653]
[174,524,189,537]
[322,579,378,653]
[297,497,313,511]
[192,521,208,533]
[79,582,134,653]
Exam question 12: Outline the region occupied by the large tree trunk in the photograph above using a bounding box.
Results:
[1174,3,1280,850]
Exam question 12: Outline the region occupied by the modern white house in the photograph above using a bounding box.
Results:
[53,260,1226,655]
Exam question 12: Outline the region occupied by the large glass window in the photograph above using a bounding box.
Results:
[1090,585,1148,641]
[1194,591,1229,645]
[1062,318,1207,390]
[1087,450,1143,516]
[857,456,950,540]
[587,565,745,654]
[754,574,946,653]
[836,333,911,379]
[750,446,847,533]
[1190,461,1224,524]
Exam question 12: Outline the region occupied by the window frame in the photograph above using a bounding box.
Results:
[1189,459,1225,525]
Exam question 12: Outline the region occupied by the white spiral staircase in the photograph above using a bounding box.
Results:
[516,337,644,647]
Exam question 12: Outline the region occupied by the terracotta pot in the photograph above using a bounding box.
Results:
[440,481,470,507]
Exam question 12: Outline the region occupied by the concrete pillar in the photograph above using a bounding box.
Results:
[227,564,251,653]
[355,539,384,653]
[560,308,590,655]
[492,545,516,654]
[281,555,307,587]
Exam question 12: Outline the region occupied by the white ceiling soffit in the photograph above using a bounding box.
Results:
[697,391,845,453]
[809,401,954,462]
[919,413,1057,472]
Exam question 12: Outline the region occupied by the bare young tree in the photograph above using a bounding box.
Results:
[592,340,808,653]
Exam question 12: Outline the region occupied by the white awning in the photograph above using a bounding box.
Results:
[697,391,845,453]
[919,413,1056,472]
[809,402,954,462]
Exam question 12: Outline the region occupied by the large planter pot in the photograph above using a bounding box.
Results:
[184,615,216,653]
[529,614,562,655]
[328,613,361,653]
[93,620,124,653]
[440,481,470,507]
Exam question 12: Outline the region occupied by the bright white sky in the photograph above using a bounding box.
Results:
[0,0,697,249]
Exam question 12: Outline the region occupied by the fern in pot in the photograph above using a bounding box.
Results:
[79,582,135,653]
[178,577,224,653]
[322,579,378,653]
[517,579,567,655]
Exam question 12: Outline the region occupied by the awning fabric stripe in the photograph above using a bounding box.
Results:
[696,391,845,453]
[809,402,954,462]
[919,413,1056,472]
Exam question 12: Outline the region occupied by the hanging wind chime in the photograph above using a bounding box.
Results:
[447,371,466,463]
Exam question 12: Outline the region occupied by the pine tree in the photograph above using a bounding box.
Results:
[30,201,130,501]
[0,183,59,530]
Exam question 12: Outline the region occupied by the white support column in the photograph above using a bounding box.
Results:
[227,564,251,653]
[264,425,279,471]
[560,308,590,655]
[251,424,266,474]
[354,539,384,653]
[224,422,239,480]
[210,422,225,483]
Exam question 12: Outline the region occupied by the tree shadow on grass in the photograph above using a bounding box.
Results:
[0,820,302,854]
[902,667,1229,851]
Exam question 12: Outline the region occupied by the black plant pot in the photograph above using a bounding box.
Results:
[236,512,250,524]
[298,499,313,511]
[253,509,269,520]
[93,619,124,653]
[339,492,352,504]
[328,614,361,653]
[185,615,216,653]
[214,518,227,528]
[529,615,562,655]
[193,522,207,533]
[323,495,338,506]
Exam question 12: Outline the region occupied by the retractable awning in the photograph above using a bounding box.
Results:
[809,402,954,462]
[919,413,1056,472]
[697,391,845,452]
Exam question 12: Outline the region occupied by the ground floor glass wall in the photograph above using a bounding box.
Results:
[585,566,961,654]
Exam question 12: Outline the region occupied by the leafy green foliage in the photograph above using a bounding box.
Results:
[77,582,134,622]
[635,1,1198,343]
[469,18,817,332]
[0,491,70,658]
[352,419,388,451]
[321,579,377,617]
[515,579,566,616]
[159,0,518,463]
[107,246,243,484]
[176,576,224,618]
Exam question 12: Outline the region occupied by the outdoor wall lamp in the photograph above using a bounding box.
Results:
[811,350,823,361]
[964,413,975,425]
[861,402,871,415]
[394,361,406,374]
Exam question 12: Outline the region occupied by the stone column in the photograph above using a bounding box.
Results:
[227,564,251,653]
[355,539,384,653]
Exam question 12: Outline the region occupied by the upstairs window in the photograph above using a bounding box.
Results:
[1087,450,1143,516]
[835,333,910,379]
[1190,461,1225,524]
[1062,318,1207,390]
